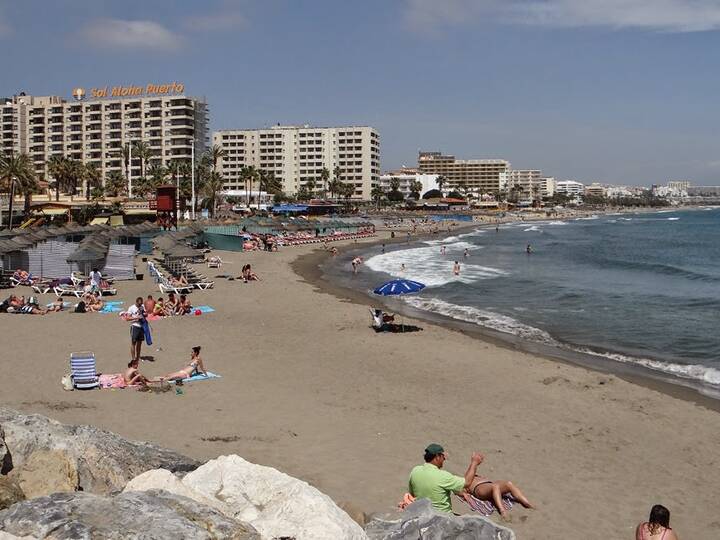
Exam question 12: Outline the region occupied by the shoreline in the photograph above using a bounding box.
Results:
[294,214,720,411]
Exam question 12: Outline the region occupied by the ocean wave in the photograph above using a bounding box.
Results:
[548,221,568,226]
[576,349,720,386]
[365,246,507,287]
[575,215,599,220]
[667,217,680,221]
[523,226,542,232]
[599,258,720,282]
[423,229,485,245]
[402,297,720,388]
[403,297,555,343]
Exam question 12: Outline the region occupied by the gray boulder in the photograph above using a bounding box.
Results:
[364,499,515,540]
[0,489,260,540]
[0,408,199,495]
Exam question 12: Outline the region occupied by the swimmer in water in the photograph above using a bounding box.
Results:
[464,248,469,258]
[453,261,460,276]
[526,244,532,254]
[400,263,406,273]
[440,245,446,255]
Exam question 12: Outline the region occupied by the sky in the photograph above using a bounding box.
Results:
[2,0,720,186]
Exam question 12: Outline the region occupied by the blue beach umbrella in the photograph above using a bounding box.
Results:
[373,279,426,332]
[373,279,426,296]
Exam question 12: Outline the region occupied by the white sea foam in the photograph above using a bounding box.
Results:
[575,215,599,220]
[402,297,720,389]
[548,221,568,226]
[667,217,680,221]
[523,225,542,232]
[423,229,485,246]
[365,245,506,287]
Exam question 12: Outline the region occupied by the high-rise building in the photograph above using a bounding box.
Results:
[213,125,380,200]
[417,151,509,193]
[1,85,208,190]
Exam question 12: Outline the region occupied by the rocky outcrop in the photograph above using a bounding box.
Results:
[124,454,368,540]
[9,451,78,499]
[0,408,199,495]
[364,498,516,540]
[0,477,24,512]
[0,490,260,540]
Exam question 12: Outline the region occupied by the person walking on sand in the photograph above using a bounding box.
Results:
[127,297,146,364]
[636,505,678,540]
[453,261,460,276]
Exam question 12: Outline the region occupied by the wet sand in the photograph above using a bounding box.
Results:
[1,237,719,539]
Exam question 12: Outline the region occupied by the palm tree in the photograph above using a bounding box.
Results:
[258,170,282,207]
[370,185,385,210]
[83,163,102,200]
[47,155,67,201]
[202,171,225,218]
[132,141,153,178]
[147,163,167,185]
[206,144,227,172]
[104,170,127,198]
[436,175,447,196]
[409,180,423,199]
[319,167,330,199]
[1,151,37,228]
[240,165,259,207]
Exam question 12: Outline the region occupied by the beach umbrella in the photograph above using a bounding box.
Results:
[373,279,426,296]
[163,243,198,259]
[372,278,426,332]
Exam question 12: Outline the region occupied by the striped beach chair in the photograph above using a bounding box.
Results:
[70,352,100,390]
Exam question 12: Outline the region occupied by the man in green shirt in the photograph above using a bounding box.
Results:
[408,443,484,513]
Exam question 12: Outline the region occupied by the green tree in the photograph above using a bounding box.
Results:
[206,144,227,172]
[104,170,127,197]
[371,185,385,209]
[83,163,102,201]
[409,180,423,200]
[132,141,153,178]
[240,165,259,207]
[319,167,330,199]
[436,175,447,195]
[304,177,317,199]
[1,151,37,228]
[296,185,311,201]
[258,170,282,197]
[202,170,225,218]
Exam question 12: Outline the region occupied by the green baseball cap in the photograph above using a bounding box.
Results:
[425,443,445,455]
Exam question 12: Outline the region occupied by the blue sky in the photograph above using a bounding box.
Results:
[2,0,720,185]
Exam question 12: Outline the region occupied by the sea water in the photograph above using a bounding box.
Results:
[362,208,720,394]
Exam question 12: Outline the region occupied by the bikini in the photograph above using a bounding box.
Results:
[471,475,493,497]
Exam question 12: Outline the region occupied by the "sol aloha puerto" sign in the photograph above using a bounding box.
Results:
[72,82,185,100]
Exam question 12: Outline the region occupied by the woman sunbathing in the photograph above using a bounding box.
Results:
[48,297,65,312]
[463,466,534,519]
[161,346,206,381]
[170,275,189,287]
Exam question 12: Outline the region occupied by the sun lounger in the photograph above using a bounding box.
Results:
[54,285,83,298]
[158,277,193,295]
[70,351,100,390]
[192,280,214,290]
[31,282,53,294]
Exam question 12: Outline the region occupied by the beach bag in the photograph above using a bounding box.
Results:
[75,301,86,313]
[61,374,74,391]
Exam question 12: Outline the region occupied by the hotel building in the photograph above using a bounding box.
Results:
[379,168,440,198]
[1,87,208,187]
[213,125,380,200]
[555,180,585,196]
[417,151,509,193]
[507,170,556,199]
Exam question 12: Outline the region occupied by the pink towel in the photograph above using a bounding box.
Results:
[98,373,127,389]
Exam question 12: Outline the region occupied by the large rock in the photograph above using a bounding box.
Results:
[0,490,260,540]
[0,426,10,475]
[0,408,199,495]
[0,477,24,512]
[125,454,368,540]
[9,450,78,499]
[364,498,516,540]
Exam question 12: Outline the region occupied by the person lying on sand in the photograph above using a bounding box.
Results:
[171,275,189,287]
[160,346,206,381]
[47,297,65,312]
[462,463,534,519]
[20,297,47,315]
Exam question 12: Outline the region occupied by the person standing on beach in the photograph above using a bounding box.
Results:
[440,245,446,255]
[381,243,386,254]
[127,297,146,364]
[453,261,460,276]
[89,268,102,292]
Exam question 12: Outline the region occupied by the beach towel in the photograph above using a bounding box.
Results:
[99,301,124,314]
[98,373,127,389]
[177,371,221,383]
[457,492,514,516]
[141,318,153,346]
[193,305,215,313]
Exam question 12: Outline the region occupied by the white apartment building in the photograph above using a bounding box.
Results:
[555,180,585,196]
[417,151,509,193]
[1,87,208,187]
[584,183,607,197]
[379,169,439,198]
[213,125,380,200]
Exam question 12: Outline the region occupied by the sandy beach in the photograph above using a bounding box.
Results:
[1,235,719,539]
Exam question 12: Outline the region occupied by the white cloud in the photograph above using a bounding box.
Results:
[405,0,720,33]
[185,0,246,32]
[80,19,182,51]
